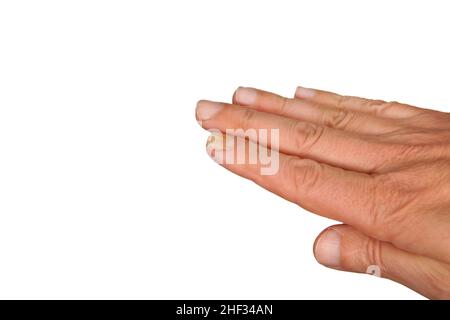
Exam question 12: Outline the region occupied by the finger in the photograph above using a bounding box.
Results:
[196,100,401,173]
[314,224,450,299]
[295,86,423,119]
[233,87,401,135]
[205,132,382,237]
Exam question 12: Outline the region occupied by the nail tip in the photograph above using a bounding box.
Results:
[235,87,257,105]
[295,86,315,98]
[314,229,341,268]
[196,100,224,121]
[196,99,209,107]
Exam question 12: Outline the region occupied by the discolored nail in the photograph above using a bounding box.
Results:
[206,133,218,155]
[206,132,234,164]
[196,100,224,121]
[295,86,316,99]
[235,87,257,106]
[314,229,341,268]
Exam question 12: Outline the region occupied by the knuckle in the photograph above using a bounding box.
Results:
[238,108,255,129]
[371,101,395,116]
[393,144,426,161]
[367,173,413,241]
[279,97,289,112]
[336,95,388,115]
[335,95,352,109]
[289,121,325,152]
[366,99,386,107]
[323,109,354,129]
[286,158,322,194]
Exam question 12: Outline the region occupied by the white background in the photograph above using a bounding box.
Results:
[0,0,448,299]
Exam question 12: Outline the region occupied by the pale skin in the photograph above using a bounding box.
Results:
[195,86,450,299]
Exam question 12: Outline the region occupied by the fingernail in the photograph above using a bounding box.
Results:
[206,132,224,161]
[206,133,220,156]
[235,87,257,105]
[295,86,316,98]
[314,229,341,268]
[196,100,224,121]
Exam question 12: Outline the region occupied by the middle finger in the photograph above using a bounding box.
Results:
[196,100,403,173]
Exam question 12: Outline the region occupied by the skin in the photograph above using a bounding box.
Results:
[195,86,450,299]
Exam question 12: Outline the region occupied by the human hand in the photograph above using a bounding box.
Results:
[195,86,450,299]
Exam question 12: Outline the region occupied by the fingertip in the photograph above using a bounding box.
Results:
[295,86,316,99]
[195,100,224,121]
[232,87,240,104]
[234,86,257,106]
[313,228,341,268]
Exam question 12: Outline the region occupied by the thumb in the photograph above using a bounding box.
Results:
[313,224,450,299]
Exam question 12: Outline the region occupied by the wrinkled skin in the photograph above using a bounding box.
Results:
[195,86,450,299]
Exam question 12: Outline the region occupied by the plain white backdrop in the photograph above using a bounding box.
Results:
[1,0,449,299]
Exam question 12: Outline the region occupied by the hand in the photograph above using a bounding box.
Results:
[195,86,450,299]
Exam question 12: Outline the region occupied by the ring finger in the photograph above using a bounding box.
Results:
[233,87,403,135]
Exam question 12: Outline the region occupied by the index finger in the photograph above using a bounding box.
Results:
[205,132,381,238]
